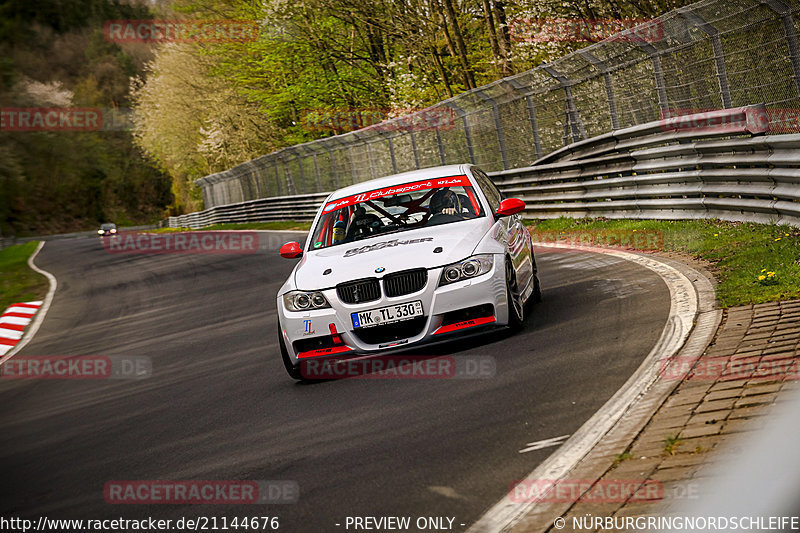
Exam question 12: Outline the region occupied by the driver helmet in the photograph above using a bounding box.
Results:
[429,188,460,215]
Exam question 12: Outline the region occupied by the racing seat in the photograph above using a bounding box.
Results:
[346,208,383,240]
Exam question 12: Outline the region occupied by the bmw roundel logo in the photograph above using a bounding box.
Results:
[375,267,385,273]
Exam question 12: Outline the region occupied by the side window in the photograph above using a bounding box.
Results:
[472,168,502,213]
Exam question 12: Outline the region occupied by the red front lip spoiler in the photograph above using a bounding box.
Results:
[297,345,355,359]
[433,316,496,335]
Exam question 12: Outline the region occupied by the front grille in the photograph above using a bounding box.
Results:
[353,317,427,345]
[383,268,428,297]
[336,278,381,304]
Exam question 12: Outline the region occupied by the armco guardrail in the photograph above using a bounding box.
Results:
[192,0,800,208]
[493,103,800,226]
[164,105,800,229]
[164,192,329,229]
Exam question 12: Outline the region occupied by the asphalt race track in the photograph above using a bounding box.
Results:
[0,234,669,532]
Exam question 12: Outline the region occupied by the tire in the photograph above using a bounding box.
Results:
[530,252,542,304]
[505,258,525,331]
[279,330,303,380]
[531,272,543,304]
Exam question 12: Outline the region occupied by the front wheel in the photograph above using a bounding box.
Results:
[506,259,525,331]
[279,330,303,380]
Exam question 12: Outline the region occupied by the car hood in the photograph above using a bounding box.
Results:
[293,218,491,290]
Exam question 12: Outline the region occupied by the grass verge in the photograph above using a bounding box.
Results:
[0,242,48,311]
[526,218,800,308]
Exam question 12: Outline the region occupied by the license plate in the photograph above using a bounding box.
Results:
[351,301,424,329]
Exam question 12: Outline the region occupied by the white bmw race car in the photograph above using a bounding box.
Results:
[276,164,541,380]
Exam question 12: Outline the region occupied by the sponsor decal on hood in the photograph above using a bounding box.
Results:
[343,237,433,257]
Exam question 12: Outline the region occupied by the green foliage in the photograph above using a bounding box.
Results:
[527,218,800,307]
[0,0,172,236]
[0,241,48,310]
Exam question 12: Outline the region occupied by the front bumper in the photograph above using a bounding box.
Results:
[278,257,511,364]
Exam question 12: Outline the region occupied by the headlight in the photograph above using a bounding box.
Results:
[283,290,331,311]
[110,228,117,233]
[98,230,104,235]
[439,254,494,286]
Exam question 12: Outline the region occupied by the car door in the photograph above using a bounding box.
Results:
[472,168,534,292]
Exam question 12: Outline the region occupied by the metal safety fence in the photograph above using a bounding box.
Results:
[193,0,800,208]
[166,104,800,229]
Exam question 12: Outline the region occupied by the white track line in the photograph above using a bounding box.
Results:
[0,242,57,366]
[467,244,698,533]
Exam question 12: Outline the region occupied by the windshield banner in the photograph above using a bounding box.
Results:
[322,175,471,213]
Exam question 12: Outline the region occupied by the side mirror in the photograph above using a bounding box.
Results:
[279,241,303,259]
[496,198,525,217]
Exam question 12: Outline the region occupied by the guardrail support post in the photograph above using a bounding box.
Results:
[474,88,510,169]
[579,50,620,129]
[761,0,800,99]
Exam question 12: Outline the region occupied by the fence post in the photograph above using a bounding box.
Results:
[448,102,475,164]
[434,126,446,165]
[386,133,398,174]
[579,50,620,130]
[409,130,421,169]
[282,153,296,196]
[761,0,800,99]
[474,88,510,169]
[348,145,358,184]
[630,39,669,113]
[503,78,544,160]
[312,151,322,193]
[678,10,732,108]
[327,145,340,189]
[541,65,586,145]
[272,159,283,197]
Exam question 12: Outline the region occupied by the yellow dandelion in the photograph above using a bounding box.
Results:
[714,233,719,237]
[758,275,766,281]
[761,269,767,272]
[767,271,776,276]
[775,238,782,241]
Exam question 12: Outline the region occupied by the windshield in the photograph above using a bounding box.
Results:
[308,175,485,251]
